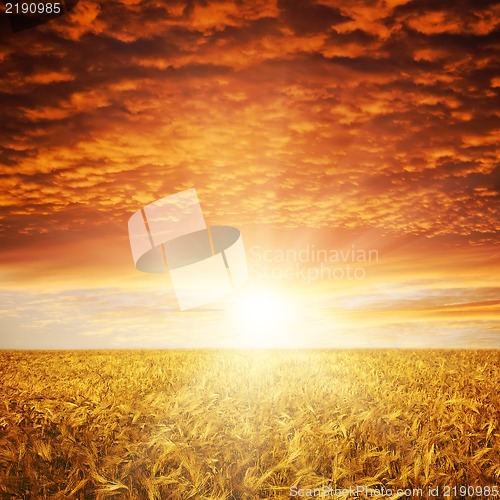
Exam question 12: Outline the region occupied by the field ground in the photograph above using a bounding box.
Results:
[0,349,499,499]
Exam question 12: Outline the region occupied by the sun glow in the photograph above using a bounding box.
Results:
[226,286,306,347]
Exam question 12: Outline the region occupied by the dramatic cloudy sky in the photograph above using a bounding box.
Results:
[0,0,498,348]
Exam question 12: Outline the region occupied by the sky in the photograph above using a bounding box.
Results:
[0,0,498,348]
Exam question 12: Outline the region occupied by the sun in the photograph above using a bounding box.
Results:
[225,286,303,348]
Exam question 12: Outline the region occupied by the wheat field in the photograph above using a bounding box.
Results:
[0,350,499,499]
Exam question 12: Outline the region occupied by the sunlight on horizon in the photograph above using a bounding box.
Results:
[223,285,337,348]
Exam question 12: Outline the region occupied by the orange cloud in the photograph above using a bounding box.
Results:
[0,0,498,347]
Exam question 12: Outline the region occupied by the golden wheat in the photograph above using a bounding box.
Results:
[0,350,498,499]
